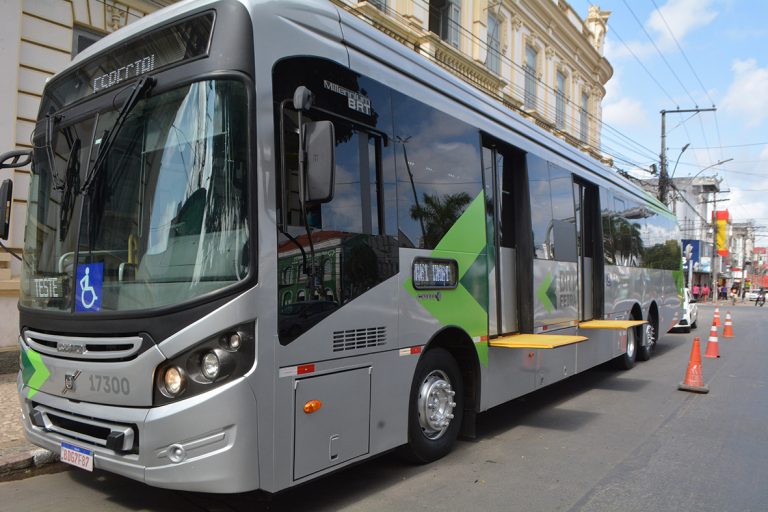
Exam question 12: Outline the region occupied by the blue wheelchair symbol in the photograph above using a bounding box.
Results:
[76,263,103,312]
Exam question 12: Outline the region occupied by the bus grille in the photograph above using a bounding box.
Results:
[332,327,386,352]
[23,330,144,361]
[29,403,138,454]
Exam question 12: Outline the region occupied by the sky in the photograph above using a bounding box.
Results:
[568,0,768,244]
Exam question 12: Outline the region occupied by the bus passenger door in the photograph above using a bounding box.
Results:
[482,141,529,336]
[574,180,602,321]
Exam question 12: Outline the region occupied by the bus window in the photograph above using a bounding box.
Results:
[549,164,577,263]
[392,92,483,250]
[527,155,552,259]
[277,108,397,343]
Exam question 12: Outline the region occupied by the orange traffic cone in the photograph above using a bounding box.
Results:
[679,337,710,393]
[722,311,734,338]
[713,307,721,327]
[704,321,720,358]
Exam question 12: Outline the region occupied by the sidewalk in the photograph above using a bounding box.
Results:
[0,348,58,480]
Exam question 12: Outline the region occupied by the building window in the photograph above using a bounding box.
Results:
[555,71,566,130]
[580,91,589,143]
[429,0,461,48]
[368,0,386,11]
[487,12,501,75]
[524,45,538,110]
[72,25,103,57]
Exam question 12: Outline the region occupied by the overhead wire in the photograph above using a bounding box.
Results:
[347,0,661,172]
[620,0,698,106]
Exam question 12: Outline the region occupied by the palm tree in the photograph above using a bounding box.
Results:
[410,191,472,248]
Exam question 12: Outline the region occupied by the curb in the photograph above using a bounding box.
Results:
[0,448,59,480]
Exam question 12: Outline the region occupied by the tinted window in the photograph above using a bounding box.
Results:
[392,93,482,249]
[273,58,398,344]
[549,164,576,262]
[601,191,615,264]
[528,155,552,259]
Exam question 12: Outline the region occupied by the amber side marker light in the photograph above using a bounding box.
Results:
[303,400,323,414]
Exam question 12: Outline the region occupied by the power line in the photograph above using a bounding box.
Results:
[347,0,661,172]
[648,0,716,107]
[621,0,698,106]
[607,23,677,106]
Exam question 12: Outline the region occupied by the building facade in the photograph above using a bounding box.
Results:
[0,0,173,347]
[332,0,613,160]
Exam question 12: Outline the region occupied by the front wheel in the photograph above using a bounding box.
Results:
[403,348,464,463]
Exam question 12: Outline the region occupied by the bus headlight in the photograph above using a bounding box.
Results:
[163,366,186,397]
[154,323,255,405]
[201,351,220,380]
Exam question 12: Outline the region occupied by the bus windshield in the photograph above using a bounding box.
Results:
[21,79,250,313]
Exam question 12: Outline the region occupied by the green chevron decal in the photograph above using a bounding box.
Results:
[21,348,50,399]
[536,271,556,313]
[406,192,490,367]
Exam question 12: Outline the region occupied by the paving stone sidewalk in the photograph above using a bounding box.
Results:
[0,351,58,480]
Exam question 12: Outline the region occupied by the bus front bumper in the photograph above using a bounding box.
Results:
[19,375,261,493]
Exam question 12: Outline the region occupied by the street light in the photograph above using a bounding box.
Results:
[670,142,690,179]
[687,158,734,181]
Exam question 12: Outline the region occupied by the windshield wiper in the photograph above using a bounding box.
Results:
[81,76,155,194]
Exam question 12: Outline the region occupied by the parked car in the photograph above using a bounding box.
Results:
[673,288,698,333]
[745,289,760,301]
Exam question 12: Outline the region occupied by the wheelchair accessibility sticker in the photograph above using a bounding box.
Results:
[76,263,103,312]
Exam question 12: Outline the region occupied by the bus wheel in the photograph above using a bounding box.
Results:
[404,348,464,463]
[616,324,638,370]
[637,320,657,361]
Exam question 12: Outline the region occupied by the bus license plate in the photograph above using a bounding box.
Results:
[60,442,93,471]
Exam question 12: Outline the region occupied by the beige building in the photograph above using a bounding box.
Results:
[0,0,172,347]
[333,0,613,158]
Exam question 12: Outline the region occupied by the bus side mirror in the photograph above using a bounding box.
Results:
[0,179,13,240]
[302,120,335,205]
[0,150,32,169]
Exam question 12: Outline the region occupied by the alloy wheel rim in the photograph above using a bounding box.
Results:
[417,370,457,440]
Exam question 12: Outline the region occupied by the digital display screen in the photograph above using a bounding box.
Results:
[412,258,458,290]
[33,276,66,298]
[42,13,214,112]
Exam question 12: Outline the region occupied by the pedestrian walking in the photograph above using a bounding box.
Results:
[692,284,700,300]
[702,284,710,303]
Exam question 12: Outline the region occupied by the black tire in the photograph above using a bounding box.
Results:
[691,319,697,329]
[637,318,657,361]
[402,348,464,463]
[616,322,638,370]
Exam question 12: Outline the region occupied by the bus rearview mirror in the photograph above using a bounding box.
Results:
[0,179,13,240]
[302,120,335,205]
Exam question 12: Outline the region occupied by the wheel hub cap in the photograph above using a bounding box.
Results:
[417,370,456,440]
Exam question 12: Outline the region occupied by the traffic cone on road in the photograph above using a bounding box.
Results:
[722,311,734,338]
[679,337,710,393]
[704,321,720,359]
[713,307,721,327]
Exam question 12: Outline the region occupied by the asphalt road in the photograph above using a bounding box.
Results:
[2,304,767,511]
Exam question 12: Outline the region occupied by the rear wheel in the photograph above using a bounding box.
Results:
[403,348,464,463]
[616,322,638,370]
[638,319,657,361]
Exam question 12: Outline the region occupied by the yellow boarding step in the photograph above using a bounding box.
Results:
[489,333,588,350]
[578,320,647,330]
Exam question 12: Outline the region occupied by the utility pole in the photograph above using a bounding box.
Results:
[659,107,716,204]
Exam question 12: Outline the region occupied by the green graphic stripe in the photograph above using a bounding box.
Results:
[536,271,555,313]
[406,192,489,367]
[22,349,50,399]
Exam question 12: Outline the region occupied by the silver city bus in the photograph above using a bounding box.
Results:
[0,0,681,494]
